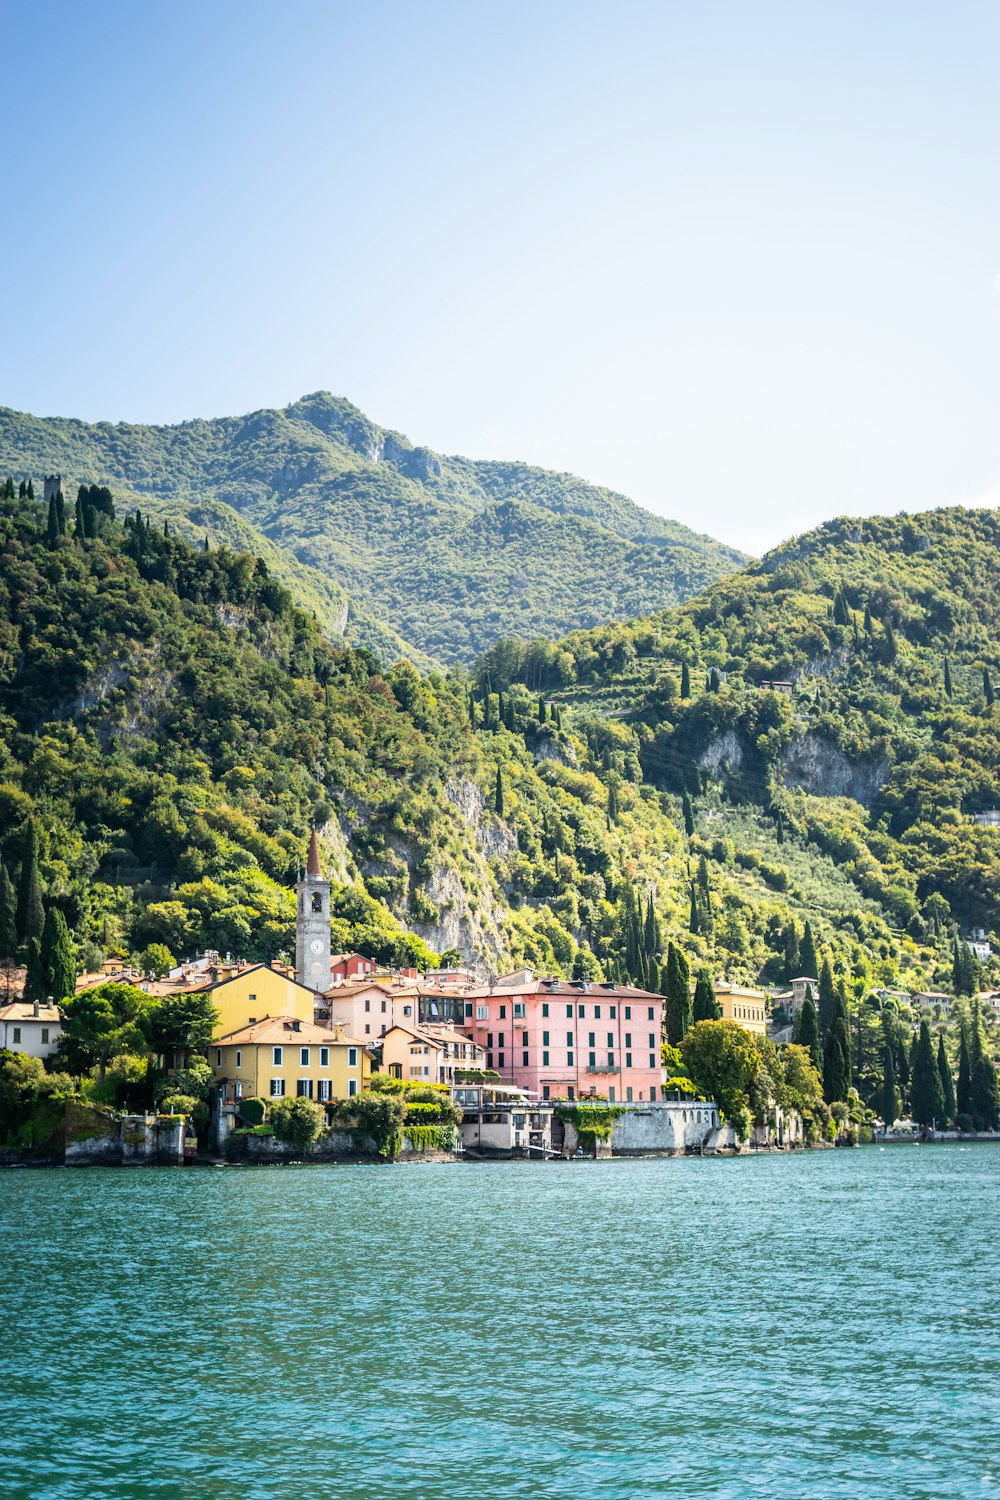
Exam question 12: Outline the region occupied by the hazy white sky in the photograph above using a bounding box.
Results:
[3,0,999,553]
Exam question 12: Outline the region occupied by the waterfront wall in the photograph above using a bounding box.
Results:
[64,1104,186,1166]
[229,1130,457,1164]
[609,1101,721,1155]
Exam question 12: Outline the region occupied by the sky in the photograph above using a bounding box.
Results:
[2,0,999,554]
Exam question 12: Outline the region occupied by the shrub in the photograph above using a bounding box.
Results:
[269,1096,325,1152]
[336,1090,405,1158]
[237,1096,267,1126]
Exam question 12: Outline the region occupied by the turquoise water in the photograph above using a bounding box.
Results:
[1,1146,997,1500]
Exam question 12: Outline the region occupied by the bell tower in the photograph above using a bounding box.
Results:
[295,829,331,991]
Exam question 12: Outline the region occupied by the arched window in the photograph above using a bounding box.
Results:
[311,892,323,914]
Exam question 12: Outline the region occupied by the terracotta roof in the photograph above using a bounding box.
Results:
[0,1002,61,1022]
[461,978,663,1001]
[213,1016,368,1048]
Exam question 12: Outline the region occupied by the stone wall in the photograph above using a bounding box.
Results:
[610,1102,721,1155]
[65,1104,186,1166]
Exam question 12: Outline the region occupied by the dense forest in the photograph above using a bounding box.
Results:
[0,478,996,1121]
[0,393,745,664]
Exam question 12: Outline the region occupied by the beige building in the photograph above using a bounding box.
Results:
[208,1016,371,1105]
[324,980,421,1041]
[0,1001,62,1059]
[714,983,768,1035]
[381,1023,485,1086]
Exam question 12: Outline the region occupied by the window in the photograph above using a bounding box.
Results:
[235,1050,242,1068]
[649,1034,655,1048]
[542,1030,550,1046]
[348,1078,358,1097]
[498,1052,505,1068]
[607,1032,614,1047]
[476,1005,489,1020]
[513,1002,525,1018]
[248,1017,256,1025]
[272,1046,283,1066]
[348,1048,358,1067]
[522,1051,529,1067]
[41,1028,49,1044]
[270,1078,285,1098]
[542,1085,550,1100]
[487,1032,494,1049]
[626,1053,632,1068]
[364,1024,370,1035]
[624,1005,632,1020]
[364,999,371,1012]
[520,1030,528,1045]
[465,1003,473,1017]
[567,1085,575,1100]
[588,1032,595,1047]
[625,1033,632,1048]
[487,1053,493,1068]
[608,1052,615,1068]
[650,1085,657,1102]
[609,1087,616,1102]
[320,1047,329,1066]
[297,1079,314,1098]
[380,1000,386,1013]
[311,892,323,913]
[318,1080,331,1101]
[499,1005,506,1019]
[649,1054,657,1068]
[215,1050,222,1066]
[234,1081,243,1099]
[588,1051,596,1067]
[566,1004,573,1017]
[403,1005,412,1017]
[567,1050,575,1065]
[648,1007,655,1020]
[609,1006,616,1020]
[300,1047,310,1066]
[541,1002,549,1017]
[594,1005,601,1019]
[248,993,256,1003]
[626,1086,633,1102]
[12,1027,20,1043]
[566,1032,574,1047]
[578,1004,585,1018]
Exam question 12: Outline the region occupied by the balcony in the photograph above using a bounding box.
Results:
[586,1064,621,1075]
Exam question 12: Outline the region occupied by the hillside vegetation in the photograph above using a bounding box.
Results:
[0,393,745,664]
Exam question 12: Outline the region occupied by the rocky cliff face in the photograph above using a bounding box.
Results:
[779,732,889,806]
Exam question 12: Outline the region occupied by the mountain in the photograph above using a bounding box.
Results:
[479,504,1000,945]
[0,393,746,664]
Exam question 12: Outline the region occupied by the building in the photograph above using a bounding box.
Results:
[208,1017,370,1105]
[451,1080,553,1157]
[202,963,317,1039]
[966,930,993,962]
[330,953,378,983]
[759,679,794,695]
[459,972,663,1104]
[381,1023,485,1086]
[323,979,421,1040]
[713,983,768,1035]
[979,991,1000,1019]
[296,829,331,991]
[973,810,1000,829]
[0,1000,62,1059]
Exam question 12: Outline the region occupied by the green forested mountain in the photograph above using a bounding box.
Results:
[0,393,745,663]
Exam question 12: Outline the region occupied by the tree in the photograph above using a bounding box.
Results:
[881,1044,898,1128]
[136,943,176,979]
[952,939,981,997]
[270,1096,325,1152]
[833,587,850,626]
[984,667,995,707]
[680,662,691,699]
[936,1032,955,1124]
[681,790,694,837]
[822,1022,850,1104]
[692,970,720,1022]
[910,1020,944,1127]
[40,907,76,1002]
[0,865,16,960]
[16,820,45,943]
[782,922,800,982]
[797,995,822,1073]
[663,942,692,1044]
[22,937,45,1003]
[943,658,953,698]
[494,766,505,817]
[971,1057,1000,1131]
[688,882,700,934]
[681,1019,762,1134]
[799,922,819,982]
[57,982,150,1083]
[957,1023,972,1119]
[817,957,836,1035]
[46,495,60,546]
[142,989,219,1065]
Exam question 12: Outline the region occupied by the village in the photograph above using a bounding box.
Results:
[2,831,996,1167]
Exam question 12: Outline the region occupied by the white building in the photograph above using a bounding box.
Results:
[0,1001,62,1059]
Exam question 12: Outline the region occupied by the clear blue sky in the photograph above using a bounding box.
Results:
[3,0,999,552]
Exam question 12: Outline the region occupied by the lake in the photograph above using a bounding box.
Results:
[2,1145,997,1500]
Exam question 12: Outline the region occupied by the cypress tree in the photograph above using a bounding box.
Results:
[26,478,34,500]
[692,971,719,1022]
[23,937,44,1003]
[17,479,26,499]
[681,790,694,837]
[0,864,16,959]
[830,991,852,1084]
[882,620,897,662]
[494,766,505,817]
[800,921,819,981]
[936,1032,955,1123]
[910,1020,944,1127]
[957,1024,972,1118]
[537,696,546,724]
[798,995,822,1073]
[40,907,75,1002]
[55,491,66,535]
[203,535,210,552]
[645,956,659,994]
[822,1024,850,1103]
[817,956,836,1035]
[644,892,659,958]
[75,494,86,537]
[607,782,619,823]
[971,1057,1000,1131]
[783,922,800,982]
[681,662,691,699]
[663,943,692,1044]
[83,504,97,539]
[16,821,45,943]
[943,658,953,698]
[709,667,721,692]
[46,495,59,545]
[775,808,784,844]
[881,1044,897,1128]
[863,602,875,646]
[984,668,995,707]
[689,882,700,934]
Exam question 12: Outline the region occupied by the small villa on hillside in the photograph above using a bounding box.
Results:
[713,983,768,1035]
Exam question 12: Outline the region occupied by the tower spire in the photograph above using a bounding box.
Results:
[307,826,322,877]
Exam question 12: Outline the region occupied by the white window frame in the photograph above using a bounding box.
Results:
[300,1047,310,1067]
[320,1047,329,1067]
[272,1046,283,1066]
[476,1005,489,1020]
[348,1047,358,1067]
[270,1078,285,1098]
[235,1049,242,1068]
[348,1078,358,1097]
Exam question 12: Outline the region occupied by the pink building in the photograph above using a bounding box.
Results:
[460,972,663,1103]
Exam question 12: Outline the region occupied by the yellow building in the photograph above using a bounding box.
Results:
[209,1017,371,1105]
[714,983,768,1035]
[202,963,318,1039]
